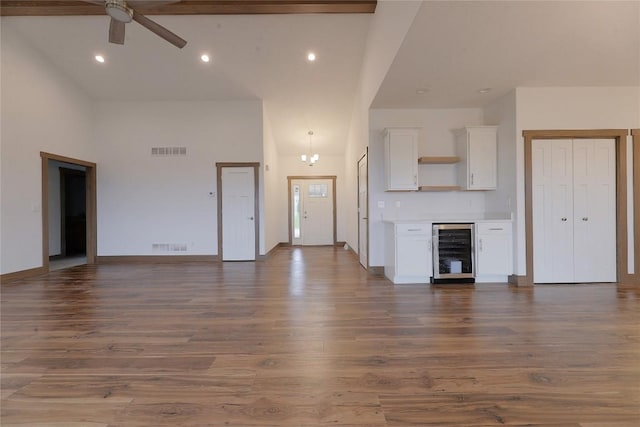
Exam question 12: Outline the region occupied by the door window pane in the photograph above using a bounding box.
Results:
[293,184,301,238]
[308,184,328,198]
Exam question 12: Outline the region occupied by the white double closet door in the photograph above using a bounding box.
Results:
[532,139,616,283]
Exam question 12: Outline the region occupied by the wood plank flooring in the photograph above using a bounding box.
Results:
[1,247,639,426]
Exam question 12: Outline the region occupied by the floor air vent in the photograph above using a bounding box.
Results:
[151,147,187,156]
[152,243,188,252]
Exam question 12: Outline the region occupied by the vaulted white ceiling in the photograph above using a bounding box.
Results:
[3,13,370,155]
[3,1,639,157]
[374,0,640,108]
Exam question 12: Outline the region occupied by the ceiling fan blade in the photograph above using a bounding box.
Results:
[128,1,181,7]
[131,8,187,48]
[109,18,126,44]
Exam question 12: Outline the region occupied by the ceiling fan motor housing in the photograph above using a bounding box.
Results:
[106,0,133,23]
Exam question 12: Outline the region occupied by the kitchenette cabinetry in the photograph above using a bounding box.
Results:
[383,126,497,192]
[384,219,512,284]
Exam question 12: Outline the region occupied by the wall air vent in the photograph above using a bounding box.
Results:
[151,147,187,156]
[152,243,188,252]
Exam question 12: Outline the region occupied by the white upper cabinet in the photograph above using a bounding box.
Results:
[383,128,419,191]
[455,126,497,190]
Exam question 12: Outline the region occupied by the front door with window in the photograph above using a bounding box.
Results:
[290,178,334,246]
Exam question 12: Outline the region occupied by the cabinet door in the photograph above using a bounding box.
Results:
[467,128,497,189]
[476,229,512,276]
[385,129,418,191]
[396,236,431,279]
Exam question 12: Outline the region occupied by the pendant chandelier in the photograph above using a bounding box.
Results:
[300,130,319,166]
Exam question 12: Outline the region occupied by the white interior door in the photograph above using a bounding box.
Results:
[221,167,255,261]
[358,153,368,269]
[573,139,616,282]
[290,178,334,246]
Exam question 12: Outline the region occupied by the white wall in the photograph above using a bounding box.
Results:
[514,86,640,275]
[262,106,280,254]
[368,108,486,266]
[344,0,422,254]
[94,100,263,256]
[483,90,518,272]
[278,154,347,244]
[1,25,95,274]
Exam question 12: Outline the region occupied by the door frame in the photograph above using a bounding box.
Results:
[41,152,97,271]
[523,129,636,285]
[287,175,337,246]
[216,162,260,261]
[633,129,640,275]
[357,149,369,269]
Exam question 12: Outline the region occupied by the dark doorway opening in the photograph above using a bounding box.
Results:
[60,167,87,256]
[47,160,88,270]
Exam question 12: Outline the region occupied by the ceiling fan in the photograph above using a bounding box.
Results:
[86,0,187,48]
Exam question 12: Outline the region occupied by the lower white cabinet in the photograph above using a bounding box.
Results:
[475,222,512,277]
[385,223,432,284]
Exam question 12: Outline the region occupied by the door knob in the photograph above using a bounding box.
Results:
[249,216,254,220]
[582,217,588,221]
[561,217,567,222]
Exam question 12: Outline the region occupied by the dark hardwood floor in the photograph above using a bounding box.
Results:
[1,247,639,426]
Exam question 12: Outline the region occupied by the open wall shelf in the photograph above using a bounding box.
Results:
[418,185,461,192]
[418,156,460,164]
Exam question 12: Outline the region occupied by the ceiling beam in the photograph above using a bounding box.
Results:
[0,1,377,16]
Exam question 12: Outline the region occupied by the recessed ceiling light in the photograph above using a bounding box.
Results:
[200,54,210,63]
[416,88,429,95]
[478,88,492,94]
[94,55,105,63]
[307,52,316,62]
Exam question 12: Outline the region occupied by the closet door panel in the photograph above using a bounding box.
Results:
[550,141,575,283]
[574,139,616,282]
[532,140,554,283]
[572,140,592,280]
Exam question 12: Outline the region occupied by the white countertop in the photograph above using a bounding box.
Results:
[383,213,512,224]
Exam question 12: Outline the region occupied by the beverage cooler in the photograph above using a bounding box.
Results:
[432,223,475,283]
